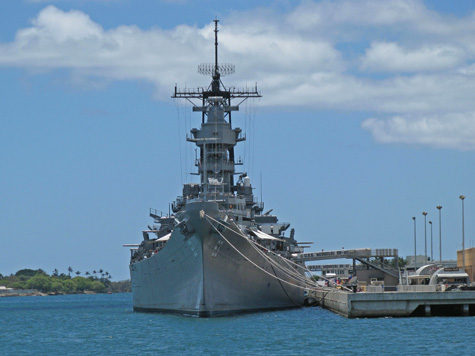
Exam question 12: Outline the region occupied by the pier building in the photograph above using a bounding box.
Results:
[457,247,475,283]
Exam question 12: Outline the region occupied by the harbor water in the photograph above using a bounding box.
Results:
[1,293,473,356]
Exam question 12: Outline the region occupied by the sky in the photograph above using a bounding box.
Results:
[1,0,474,281]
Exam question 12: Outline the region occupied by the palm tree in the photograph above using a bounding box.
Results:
[85,271,90,276]
[75,271,81,276]
[68,267,73,277]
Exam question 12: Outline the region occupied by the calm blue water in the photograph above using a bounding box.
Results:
[1,293,473,356]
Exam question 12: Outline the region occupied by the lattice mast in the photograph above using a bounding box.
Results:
[172,20,261,197]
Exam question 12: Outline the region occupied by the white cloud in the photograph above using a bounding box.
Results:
[287,0,430,37]
[27,0,118,2]
[28,5,103,42]
[287,0,475,40]
[362,113,475,150]
[0,6,344,97]
[2,2,475,150]
[361,42,465,72]
[0,6,208,97]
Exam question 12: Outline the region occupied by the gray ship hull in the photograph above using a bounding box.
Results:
[130,202,306,316]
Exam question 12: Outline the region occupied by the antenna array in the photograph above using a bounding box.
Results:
[198,63,235,77]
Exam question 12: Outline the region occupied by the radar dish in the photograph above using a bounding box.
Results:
[198,63,235,77]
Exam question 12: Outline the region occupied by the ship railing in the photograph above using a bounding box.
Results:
[174,85,261,99]
[195,158,235,170]
[202,192,226,202]
[370,248,398,257]
[149,208,168,218]
[250,196,262,204]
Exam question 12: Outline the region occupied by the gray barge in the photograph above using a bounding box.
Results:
[127,21,316,316]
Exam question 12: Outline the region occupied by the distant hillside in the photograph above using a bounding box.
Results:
[0,268,131,294]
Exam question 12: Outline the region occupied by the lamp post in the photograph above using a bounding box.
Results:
[429,220,433,262]
[459,195,466,272]
[412,216,417,270]
[422,212,428,263]
[437,205,442,262]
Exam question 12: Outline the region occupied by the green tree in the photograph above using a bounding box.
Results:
[51,281,64,294]
[15,269,37,278]
[73,277,92,292]
[26,275,52,293]
[90,281,106,293]
[10,281,27,289]
[16,269,47,280]
[62,279,77,293]
[108,280,131,293]
[390,257,408,268]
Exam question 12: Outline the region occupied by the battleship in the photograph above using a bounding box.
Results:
[127,20,317,316]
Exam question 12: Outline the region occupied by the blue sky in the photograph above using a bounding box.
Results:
[1,0,474,280]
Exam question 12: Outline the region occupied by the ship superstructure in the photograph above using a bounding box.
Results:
[128,20,317,316]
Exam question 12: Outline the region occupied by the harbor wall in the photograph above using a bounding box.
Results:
[0,289,39,296]
[315,289,475,318]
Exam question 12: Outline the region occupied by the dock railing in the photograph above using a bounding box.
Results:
[397,285,437,293]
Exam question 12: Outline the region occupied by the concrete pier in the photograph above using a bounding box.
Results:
[315,289,475,318]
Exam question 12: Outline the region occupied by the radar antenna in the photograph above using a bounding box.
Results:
[198,20,235,78]
[173,19,260,101]
[198,63,235,77]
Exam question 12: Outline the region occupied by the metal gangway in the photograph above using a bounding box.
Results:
[296,248,400,279]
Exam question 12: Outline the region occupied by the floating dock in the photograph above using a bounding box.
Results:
[315,288,475,318]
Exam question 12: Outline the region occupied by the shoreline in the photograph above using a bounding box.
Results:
[0,290,122,298]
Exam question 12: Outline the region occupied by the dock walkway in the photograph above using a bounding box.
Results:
[299,248,399,279]
[315,288,475,318]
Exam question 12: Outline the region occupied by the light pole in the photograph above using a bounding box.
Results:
[459,195,466,272]
[423,212,428,263]
[437,205,442,262]
[429,220,433,262]
[412,216,417,270]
